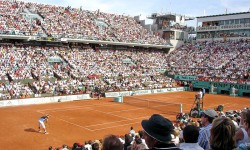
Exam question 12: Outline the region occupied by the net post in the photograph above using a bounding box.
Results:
[180,103,183,113]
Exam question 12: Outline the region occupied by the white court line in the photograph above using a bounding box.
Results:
[38,97,226,132]
[37,102,122,113]
[92,109,182,131]
[93,109,130,120]
[85,115,149,128]
[85,101,191,129]
[90,120,144,131]
[37,103,126,113]
[131,97,182,105]
[36,107,94,131]
[154,95,187,99]
[89,111,181,132]
[36,102,148,131]
[104,107,145,114]
[54,116,93,131]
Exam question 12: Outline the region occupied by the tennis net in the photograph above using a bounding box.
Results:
[122,96,181,115]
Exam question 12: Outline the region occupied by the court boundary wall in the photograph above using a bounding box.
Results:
[0,87,186,107]
[193,81,250,96]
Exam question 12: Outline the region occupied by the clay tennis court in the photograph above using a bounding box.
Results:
[0,91,249,150]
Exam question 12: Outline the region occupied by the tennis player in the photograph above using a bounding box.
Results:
[38,114,49,134]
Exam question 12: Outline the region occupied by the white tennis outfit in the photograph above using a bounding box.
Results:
[39,116,47,128]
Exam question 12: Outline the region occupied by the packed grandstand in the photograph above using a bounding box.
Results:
[0,0,250,150]
[0,0,249,100]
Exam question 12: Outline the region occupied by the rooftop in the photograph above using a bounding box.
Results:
[197,11,250,18]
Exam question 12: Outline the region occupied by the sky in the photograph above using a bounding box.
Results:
[21,0,250,26]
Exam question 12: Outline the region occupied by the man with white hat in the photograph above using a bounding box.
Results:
[198,109,218,149]
[141,114,181,150]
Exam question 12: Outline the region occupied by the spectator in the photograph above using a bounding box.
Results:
[130,126,135,136]
[138,130,148,149]
[141,114,181,150]
[236,110,250,150]
[61,144,69,150]
[179,125,204,150]
[128,135,147,150]
[92,142,100,150]
[198,109,218,149]
[171,129,180,146]
[236,109,249,146]
[210,117,236,150]
[84,140,92,150]
[124,134,133,150]
[72,143,82,150]
[103,134,123,150]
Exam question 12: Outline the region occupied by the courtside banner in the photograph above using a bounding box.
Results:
[176,87,185,91]
[134,90,151,95]
[0,101,5,107]
[171,88,177,91]
[119,91,131,96]
[0,94,92,107]
[151,87,185,94]
[50,97,56,103]
[66,95,78,101]
[57,96,67,102]
[105,92,120,97]
[0,88,185,107]
[76,94,90,100]
[6,100,18,106]
[152,89,165,93]
[0,100,18,107]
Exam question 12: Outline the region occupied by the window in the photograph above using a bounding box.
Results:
[229,20,234,24]
[240,19,245,24]
[235,19,239,24]
[219,20,224,26]
[225,20,229,25]
[245,18,250,23]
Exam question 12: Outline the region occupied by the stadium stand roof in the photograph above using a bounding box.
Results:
[197,11,250,18]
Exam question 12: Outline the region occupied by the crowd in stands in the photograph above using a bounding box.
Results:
[1,38,250,99]
[0,0,169,45]
[166,39,250,84]
[0,0,45,36]
[0,43,175,100]
[1,1,250,150]
[0,1,249,98]
[47,108,250,150]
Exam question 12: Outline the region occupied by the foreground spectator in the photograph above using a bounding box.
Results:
[92,142,100,150]
[141,114,181,150]
[198,109,218,149]
[236,109,249,146]
[127,135,147,150]
[130,126,135,136]
[236,110,250,150]
[179,125,204,150]
[138,130,149,149]
[124,134,133,150]
[103,135,123,150]
[210,117,236,150]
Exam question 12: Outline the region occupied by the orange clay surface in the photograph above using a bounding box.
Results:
[0,91,249,150]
